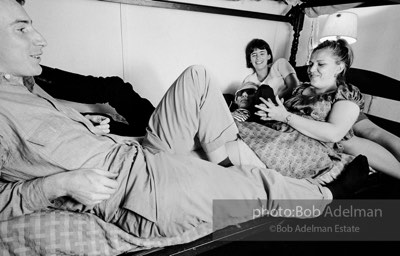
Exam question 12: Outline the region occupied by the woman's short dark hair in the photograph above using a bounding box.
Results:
[16,0,25,5]
[245,39,273,70]
[312,39,354,84]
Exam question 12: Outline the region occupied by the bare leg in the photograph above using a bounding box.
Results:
[354,119,400,161]
[342,135,400,179]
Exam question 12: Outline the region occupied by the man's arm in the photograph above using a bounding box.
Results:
[0,169,118,221]
[42,169,118,207]
[0,177,50,220]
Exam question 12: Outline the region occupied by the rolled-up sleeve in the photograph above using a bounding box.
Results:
[0,178,54,221]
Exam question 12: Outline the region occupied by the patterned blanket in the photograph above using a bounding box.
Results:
[0,207,221,256]
[236,120,355,183]
[0,210,149,255]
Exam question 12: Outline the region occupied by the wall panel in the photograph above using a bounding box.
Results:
[25,0,124,77]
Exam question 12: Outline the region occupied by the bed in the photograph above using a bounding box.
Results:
[2,1,400,255]
[2,67,399,256]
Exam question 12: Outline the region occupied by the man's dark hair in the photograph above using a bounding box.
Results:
[16,0,25,5]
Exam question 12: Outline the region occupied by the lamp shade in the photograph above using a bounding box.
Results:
[319,12,358,44]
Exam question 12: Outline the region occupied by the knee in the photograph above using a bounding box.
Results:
[356,125,382,142]
[184,65,208,81]
[182,65,211,91]
[365,128,383,141]
[353,119,382,141]
[186,65,206,73]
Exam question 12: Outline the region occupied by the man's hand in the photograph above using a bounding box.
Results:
[43,169,119,206]
[84,114,111,135]
[231,108,250,122]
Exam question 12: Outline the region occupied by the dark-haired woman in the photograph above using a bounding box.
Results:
[231,38,300,123]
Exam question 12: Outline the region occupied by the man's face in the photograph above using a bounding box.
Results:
[0,0,47,77]
[235,89,256,109]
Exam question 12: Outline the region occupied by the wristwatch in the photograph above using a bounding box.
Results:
[285,113,293,124]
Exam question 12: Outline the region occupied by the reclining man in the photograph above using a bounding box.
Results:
[0,0,368,240]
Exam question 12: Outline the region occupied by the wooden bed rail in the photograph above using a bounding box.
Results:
[98,0,291,22]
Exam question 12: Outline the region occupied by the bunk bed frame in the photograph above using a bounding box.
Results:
[117,1,400,255]
[2,1,399,256]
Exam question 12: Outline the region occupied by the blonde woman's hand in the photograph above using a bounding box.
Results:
[255,96,290,122]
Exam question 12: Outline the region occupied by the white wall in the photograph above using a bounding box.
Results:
[24,0,292,105]
[25,0,124,78]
